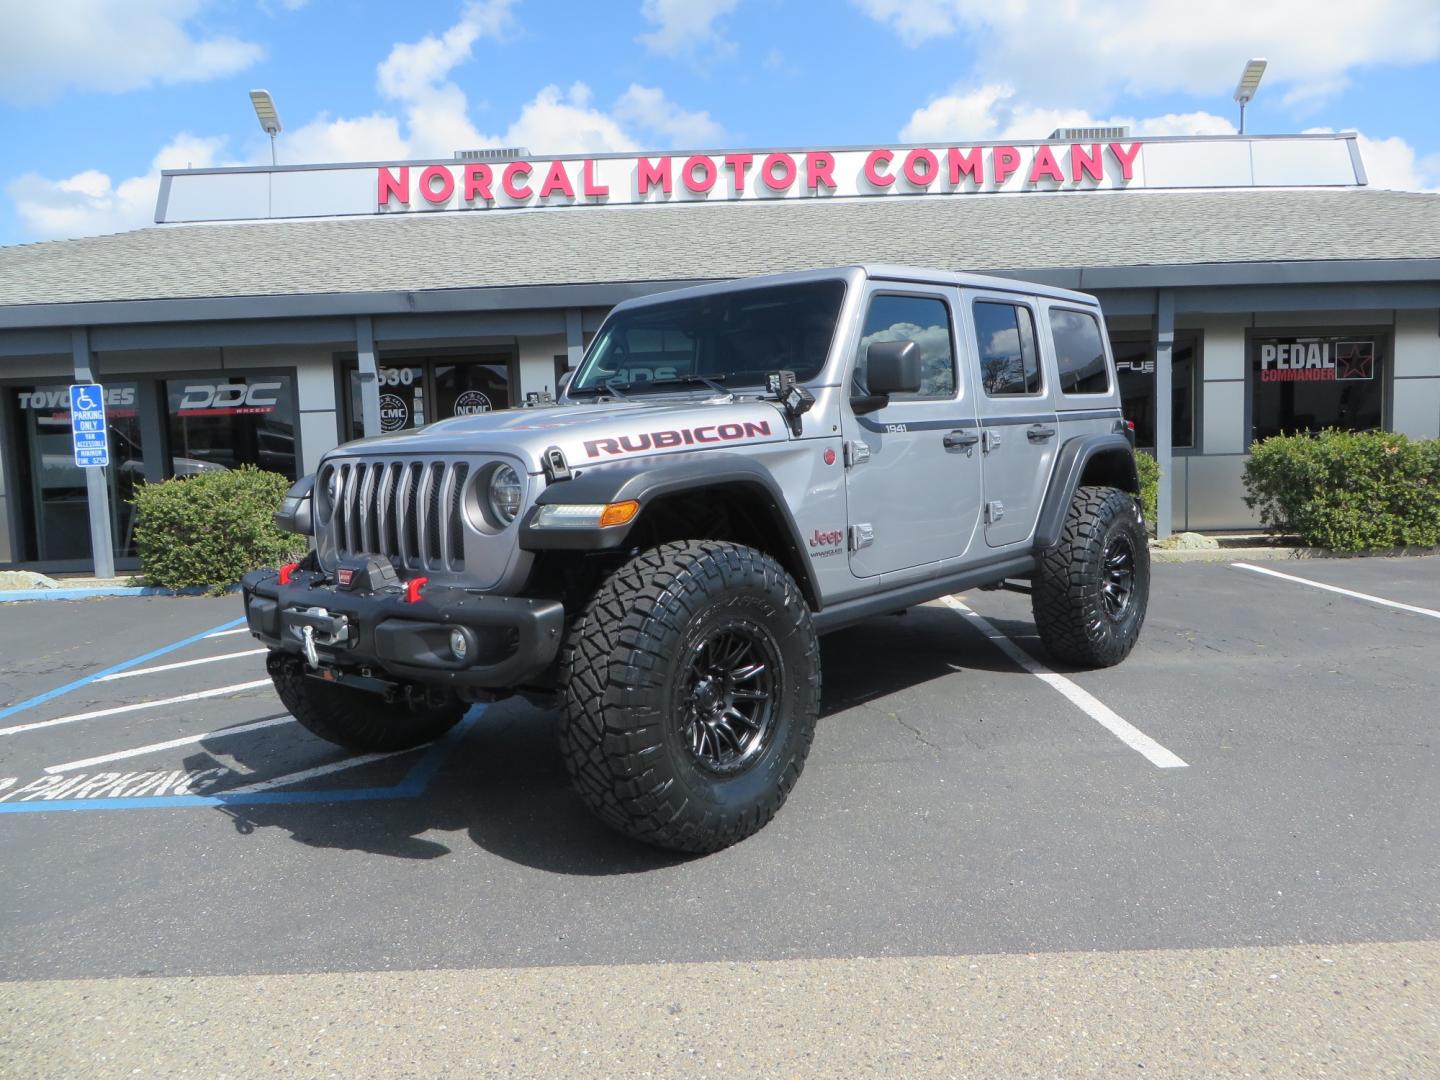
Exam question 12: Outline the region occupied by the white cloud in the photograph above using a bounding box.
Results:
[1304,127,1440,192]
[638,0,739,56]
[8,134,230,239]
[0,0,263,105]
[7,3,728,239]
[284,114,410,164]
[856,0,1440,104]
[615,84,726,146]
[900,84,1234,143]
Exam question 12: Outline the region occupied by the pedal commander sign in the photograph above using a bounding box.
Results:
[1256,339,1377,383]
[373,142,1145,212]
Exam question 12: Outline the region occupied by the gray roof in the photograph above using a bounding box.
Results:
[1,187,1438,310]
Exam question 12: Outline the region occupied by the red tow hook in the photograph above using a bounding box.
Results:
[277,561,300,586]
[404,576,429,604]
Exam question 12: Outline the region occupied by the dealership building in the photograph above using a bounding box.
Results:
[1,130,1438,575]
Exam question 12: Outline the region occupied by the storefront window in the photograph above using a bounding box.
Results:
[435,360,511,417]
[10,383,144,562]
[348,364,427,440]
[1113,333,1197,450]
[1251,335,1384,442]
[343,355,515,439]
[166,374,297,479]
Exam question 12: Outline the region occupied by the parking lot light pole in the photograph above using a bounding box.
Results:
[1234,59,1267,135]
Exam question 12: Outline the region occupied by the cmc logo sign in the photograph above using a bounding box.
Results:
[175,381,284,415]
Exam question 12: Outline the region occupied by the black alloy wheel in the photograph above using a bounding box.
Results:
[1099,533,1137,623]
[679,622,780,776]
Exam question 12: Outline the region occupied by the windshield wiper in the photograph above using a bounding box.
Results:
[640,374,731,395]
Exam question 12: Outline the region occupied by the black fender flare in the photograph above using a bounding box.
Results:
[518,451,817,606]
[1033,434,1140,550]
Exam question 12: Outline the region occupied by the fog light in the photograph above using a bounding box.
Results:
[449,628,469,662]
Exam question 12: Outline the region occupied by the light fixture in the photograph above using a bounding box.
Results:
[1232,59,1267,135]
[249,89,283,165]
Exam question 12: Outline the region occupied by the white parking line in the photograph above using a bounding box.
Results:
[45,715,295,773]
[940,596,1188,769]
[96,649,268,682]
[205,628,252,638]
[1232,562,1440,620]
[0,680,273,738]
[220,750,413,795]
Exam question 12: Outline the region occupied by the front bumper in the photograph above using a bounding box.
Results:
[241,567,565,689]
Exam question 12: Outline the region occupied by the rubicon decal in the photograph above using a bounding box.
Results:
[584,420,772,458]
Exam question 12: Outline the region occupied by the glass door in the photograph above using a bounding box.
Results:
[14,382,143,562]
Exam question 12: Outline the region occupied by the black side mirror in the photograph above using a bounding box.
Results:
[853,340,922,414]
[274,474,315,536]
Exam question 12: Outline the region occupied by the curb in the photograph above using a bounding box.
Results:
[0,584,237,603]
[1150,544,1439,564]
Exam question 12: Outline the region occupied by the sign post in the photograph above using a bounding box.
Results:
[69,381,116,578]
[69,383,110,468]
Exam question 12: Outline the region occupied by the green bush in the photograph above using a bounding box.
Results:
[1135,450,1160,534]
[1242,429,1440,551]
[133,466,306,591]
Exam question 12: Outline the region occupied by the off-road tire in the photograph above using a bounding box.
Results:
[1032,485,1149,668]
[557,540,821,853]
[267,653,464,752]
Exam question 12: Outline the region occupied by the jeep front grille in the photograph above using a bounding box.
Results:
[321,458,471,573]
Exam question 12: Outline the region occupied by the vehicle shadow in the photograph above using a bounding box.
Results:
[192,603,1047,875]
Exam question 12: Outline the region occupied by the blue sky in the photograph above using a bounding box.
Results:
[3,0,1438,245]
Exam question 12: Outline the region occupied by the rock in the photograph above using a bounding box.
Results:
[0,570,61,590]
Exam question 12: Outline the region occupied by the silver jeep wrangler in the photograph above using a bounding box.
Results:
[243,265,1148,852]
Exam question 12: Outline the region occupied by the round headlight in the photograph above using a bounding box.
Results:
[488,464,523,525]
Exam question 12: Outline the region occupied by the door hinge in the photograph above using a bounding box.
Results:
[982,429,1003,453]
[985,501,1005,524]
[843,440,871,468]
[849,523,875,551]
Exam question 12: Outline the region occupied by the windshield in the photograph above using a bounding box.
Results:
[570,280,845,394]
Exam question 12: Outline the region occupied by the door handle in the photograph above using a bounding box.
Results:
[943,429,980,450]
[1027,425,1057,442]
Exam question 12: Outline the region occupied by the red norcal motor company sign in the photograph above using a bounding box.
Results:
[374,142,1144,212]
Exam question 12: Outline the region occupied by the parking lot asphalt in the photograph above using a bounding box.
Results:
[1,557,1437,1073]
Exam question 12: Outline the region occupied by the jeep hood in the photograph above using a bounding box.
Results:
[325,397,791,472]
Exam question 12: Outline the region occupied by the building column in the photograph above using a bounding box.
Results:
[1153,291,1174,540]
[355,316,381,437]
[565,308,584,374]
[72,327,116,579]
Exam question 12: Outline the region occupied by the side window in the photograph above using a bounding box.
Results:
[854,294,956,401]
[974,301,1041,396]
[1049,307,1110,395]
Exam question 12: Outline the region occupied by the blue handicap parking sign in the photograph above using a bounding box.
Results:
[70,383,109,468]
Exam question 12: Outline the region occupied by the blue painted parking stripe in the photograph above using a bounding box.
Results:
[0,617,247,724]
[0,705,482,814]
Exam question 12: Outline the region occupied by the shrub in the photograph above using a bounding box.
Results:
[133,466,306,591]
[1135,450,1160,534]
[1242,429,1440,551]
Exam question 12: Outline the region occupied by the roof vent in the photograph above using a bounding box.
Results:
[1048,126,1130,142]
[454,147,530,162]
